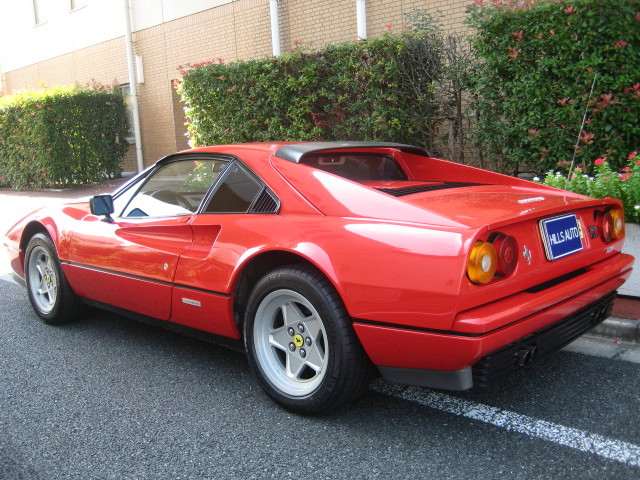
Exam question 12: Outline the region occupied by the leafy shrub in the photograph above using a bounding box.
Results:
[468,0,640,175]
[0,84,128,189]
[540,151,640,223]
[177,33,442,152]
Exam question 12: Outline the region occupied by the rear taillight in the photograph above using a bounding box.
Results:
[492,233,519,276]
[468,233,519,285]
[597,208,625,243]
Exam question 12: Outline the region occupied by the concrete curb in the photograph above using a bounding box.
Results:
[589,317,640,344]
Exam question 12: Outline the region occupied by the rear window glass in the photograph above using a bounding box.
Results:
[300,153,407,182]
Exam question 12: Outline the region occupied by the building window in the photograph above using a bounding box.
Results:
[33,0,47,25]
[70,0,86,11]
[120,84,136,144]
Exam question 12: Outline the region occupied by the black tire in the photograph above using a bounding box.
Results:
[243,264,373,415]
[24,233,84,325]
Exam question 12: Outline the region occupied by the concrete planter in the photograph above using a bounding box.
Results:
[620,223,639,298]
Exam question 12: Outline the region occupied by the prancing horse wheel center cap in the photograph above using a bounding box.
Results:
[293,334,304,347]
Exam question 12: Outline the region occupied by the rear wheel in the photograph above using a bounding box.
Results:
[243,265,372,415]
[25,233,83,325]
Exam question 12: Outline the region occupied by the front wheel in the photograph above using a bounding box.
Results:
[25,233,83,325]
[243,265,372,415]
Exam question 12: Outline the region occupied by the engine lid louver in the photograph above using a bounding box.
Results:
[376,182,486,197]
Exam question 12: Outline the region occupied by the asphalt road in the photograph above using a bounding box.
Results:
[1,279,639,480]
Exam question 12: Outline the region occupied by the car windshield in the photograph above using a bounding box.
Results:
[299,153,407,182]
[117,159,227,218]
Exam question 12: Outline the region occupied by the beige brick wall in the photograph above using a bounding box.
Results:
[3,0,471,171]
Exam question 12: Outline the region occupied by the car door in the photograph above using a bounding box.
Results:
[65,156,229,320]
[169,161,279,337]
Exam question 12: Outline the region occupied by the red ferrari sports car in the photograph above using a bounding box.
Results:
[4,141,634,414]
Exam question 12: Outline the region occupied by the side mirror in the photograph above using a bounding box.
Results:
[90,195,115,222]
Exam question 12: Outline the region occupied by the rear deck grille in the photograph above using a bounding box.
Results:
[376,182,486,197]
[472,291,616,387]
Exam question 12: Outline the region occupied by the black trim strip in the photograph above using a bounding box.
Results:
[65,261,230,298]
[353,318,482,338]
[174,283,230,298]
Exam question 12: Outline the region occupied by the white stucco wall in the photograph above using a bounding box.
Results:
[0,0,233,73]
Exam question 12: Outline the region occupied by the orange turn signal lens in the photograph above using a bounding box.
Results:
[598,208,625,243]
[467,241,497,284]
[610,208,625,240]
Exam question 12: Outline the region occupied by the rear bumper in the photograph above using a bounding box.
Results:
[353,254,633,389]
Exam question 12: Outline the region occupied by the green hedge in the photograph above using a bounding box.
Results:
[468,0,640,174]
[0,85,129,189]
[177,34,442,152]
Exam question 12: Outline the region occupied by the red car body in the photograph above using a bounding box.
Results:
[4,142,634,412]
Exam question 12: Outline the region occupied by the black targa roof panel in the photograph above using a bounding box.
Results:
[274,142,430,163]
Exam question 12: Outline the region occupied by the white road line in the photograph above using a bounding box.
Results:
[371,381,640,467]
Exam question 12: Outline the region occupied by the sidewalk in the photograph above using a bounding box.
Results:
[1,179,638,345]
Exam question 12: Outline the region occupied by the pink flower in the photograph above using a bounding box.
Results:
[511,30,523,42]
[527,129,539,135]
[385,23,393,31]
[620,174,631,181]
[614,39,628,49]
[594,158,606,166]
[557,97,568,106]
[471,0,485,6]
[507,46,518,60]
[564,6,575,14]
[628,151,638,160]
[622,167,632,172]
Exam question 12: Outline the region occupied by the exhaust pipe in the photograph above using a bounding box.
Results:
[515,345,539,367]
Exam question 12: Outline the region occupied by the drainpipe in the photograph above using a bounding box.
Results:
[269,0,281,57]
[124,0,144,172]
[356,0,367,40]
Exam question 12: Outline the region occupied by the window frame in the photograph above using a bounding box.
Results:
[119,84,136,144]
[69,0,86,12]
[111,153,279,219]
[114,154,234,219]
[33,0,47,26]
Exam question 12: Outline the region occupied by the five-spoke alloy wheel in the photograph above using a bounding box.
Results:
[25,233,83,324]
[244,265,372,415]
[252,288,329,397]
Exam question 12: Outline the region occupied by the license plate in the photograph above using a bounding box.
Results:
[539,213,584,261]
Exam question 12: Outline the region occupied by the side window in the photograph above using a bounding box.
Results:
[118,159,228,218]
[204,163,262,213]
